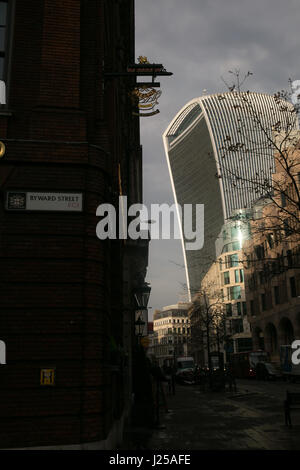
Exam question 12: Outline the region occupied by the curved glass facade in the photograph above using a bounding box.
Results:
[163,92,297,299]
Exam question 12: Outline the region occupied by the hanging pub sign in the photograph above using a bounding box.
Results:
[131,56,163,117]
[105,56,172,118]
[5,191,83,212]
[131,85,162,117]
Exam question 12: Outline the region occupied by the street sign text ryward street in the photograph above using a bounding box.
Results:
[5,191,83,212]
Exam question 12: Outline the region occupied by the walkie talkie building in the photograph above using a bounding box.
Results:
[163,92,296,298]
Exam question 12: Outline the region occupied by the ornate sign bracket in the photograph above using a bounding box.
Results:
[104,56,173,117]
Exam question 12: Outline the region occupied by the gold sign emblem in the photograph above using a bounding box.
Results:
[137,56,150,64]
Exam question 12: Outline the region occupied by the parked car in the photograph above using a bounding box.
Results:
[175,368,195,384]
[255,362,282,380]
[175,357,195,384]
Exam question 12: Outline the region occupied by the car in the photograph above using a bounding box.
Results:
[255,362,282,381]
[175,367,195,384]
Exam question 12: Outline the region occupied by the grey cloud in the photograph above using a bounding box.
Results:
[136,0,300,311]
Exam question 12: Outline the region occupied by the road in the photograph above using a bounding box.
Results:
[237,377,300,401]
[139,379,300,450]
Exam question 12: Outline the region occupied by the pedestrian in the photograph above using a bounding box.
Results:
[225,363,237,392]
[150,359,169,425]
[170,362,176,395]
[162,361,172,395]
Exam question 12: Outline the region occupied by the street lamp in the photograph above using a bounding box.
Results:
[135,315,146,338]
[133,283,151,311]
[133,283,151,342]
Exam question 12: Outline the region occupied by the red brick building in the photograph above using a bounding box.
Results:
[0,0,148,448]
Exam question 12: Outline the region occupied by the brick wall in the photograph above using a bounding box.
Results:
[0,0,139,448]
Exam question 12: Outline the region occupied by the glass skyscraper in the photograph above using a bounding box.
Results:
[163,92,296,298]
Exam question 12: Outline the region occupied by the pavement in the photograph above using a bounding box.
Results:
[122,379,300,450]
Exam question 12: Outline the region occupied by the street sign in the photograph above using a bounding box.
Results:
[5,191,83,212]
[40,368,55,386]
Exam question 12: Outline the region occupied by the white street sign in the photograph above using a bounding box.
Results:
[6,191,83,212]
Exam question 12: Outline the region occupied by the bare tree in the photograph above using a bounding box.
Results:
[189,283,225,385]
[217,71,300,272]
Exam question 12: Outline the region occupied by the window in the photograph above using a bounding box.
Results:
[287,250,293,267]
[232,241,241,251]
[223,271,230,285]
[232,318,243,334]
[281,192,287,207]
[229,285,241,300]
[255,244,264,260]
[242,302,247,316]
[234,269,244,283]
[226,303,232,316]
[259,271,264,285]
[231,254,239,267]
[231,226,239,238]
[222,243,230,254]
[267,233,274,249]
[225,254,239,268]
[284,219,292,237]
[290,277,297,298]
[261,293,266,311]
[236,302,242,315]
[274,286,280,305]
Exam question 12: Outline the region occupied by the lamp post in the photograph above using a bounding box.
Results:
[131,283,154,428]
[133,283,151,347]
[135,316,146,344]
[133,283,151,311]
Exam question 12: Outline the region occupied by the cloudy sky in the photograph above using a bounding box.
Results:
[135,0,300,317]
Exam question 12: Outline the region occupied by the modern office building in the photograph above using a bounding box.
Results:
[189,209,253,367]
[163,92,296,298]
[216,210,253,358]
